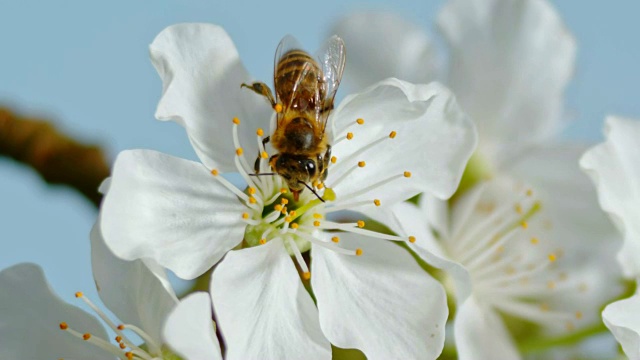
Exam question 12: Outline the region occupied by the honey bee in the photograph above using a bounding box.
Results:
[242,35,346,202]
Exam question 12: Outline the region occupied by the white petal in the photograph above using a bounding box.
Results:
[211,239,330,360]
[150,23,272,171]
[581,117,640,278]
[438,0,576,163]
[311,233,448,360]
[455,296,521,360]
[100,149,246,279]
[603,293,640,360]
[331,12,438,90]
[328,79,477,204]
[163,292,222,360]
[0,263,112,360]
[91,221,178,346]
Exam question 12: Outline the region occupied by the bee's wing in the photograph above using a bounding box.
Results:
[314,35,346,133]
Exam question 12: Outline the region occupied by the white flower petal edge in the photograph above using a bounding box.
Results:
[602,293,640,360]
[311,233,448,360]
[100,149,246,279]
[150,23,271,171]
[331,11,438,90]
[0,263,112,360]
[91,220,178,347]
[329,79,477,202]
[438,0,576,163]
[581,116,640,278]
[211,238,331,360]
[163,292,222,360]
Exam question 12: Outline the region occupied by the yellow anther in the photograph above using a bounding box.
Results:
[232,117,240,125]
[313,213,323,219]
[559,272,568,281]
[211,169,219,176]
[115,336,122,343]
[316,182,324,189]
[285,216,292,223]
[356,118,365,125]
[575,311,583,319]
[289,210,297,217]
[259,238,266,245]
[119,342,127,349]
[256,128,264,136]
[497,246,505,253]
[126,352,134,360]
[274,204,283,212]
[547,281,556,289]
[281,207,288,215]
[236,148,244,156]
[261,151,269,159]
[520,221,528,229]
[280,198,289,205]
[357,220,365,228]
[291,223,299,229]
[330,156,337,164]
[248,197,256,204]
[403,171,412,178]
[565,322,575,331]
[515,204,523,214]
[389,131,397,138]
[280,188,288,194]
[242,212,250,219]
[59,322,68,330]
[313,220,321,227]
[540,303,550,312]
[526,189,533,197]
[83,333,91,341]
[274,103,283,113]
[302,272,311,280]
[75,292,83,298]
[408,236,416,243]
[548,253,557,262]
[355,248,363,256]
[373,199,381,206]
[346,132,354,140]
[530,237,539,245]
[248,187,256,195]
[331,236,340,243]
[117,324,125,331]
[358,161,366,168]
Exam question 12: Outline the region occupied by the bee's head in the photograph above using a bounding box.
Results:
[272,154,317,193]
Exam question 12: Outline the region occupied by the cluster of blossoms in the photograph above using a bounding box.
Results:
[0,0,635,359]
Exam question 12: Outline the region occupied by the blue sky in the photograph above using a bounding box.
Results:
[1,0,638,313]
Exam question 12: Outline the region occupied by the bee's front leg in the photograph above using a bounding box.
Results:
[321,145,331,181]
[241,82,277,109]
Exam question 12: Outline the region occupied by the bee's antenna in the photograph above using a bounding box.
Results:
[249,173,277,177]
[299,181,325,203]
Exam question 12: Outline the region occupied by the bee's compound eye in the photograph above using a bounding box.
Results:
[304,160,316,177]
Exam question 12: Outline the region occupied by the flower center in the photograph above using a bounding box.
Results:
[209,117,416,279]
[445,182,587,331]
[58,292,171,360]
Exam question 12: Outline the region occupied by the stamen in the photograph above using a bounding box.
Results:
[210,169,250,202]
[274,103,283,113]
[329,173,408,206]
[331,156,337,164]
[286,237,309,275]
[346,132,354,140]
[356,118,365,125]
[119,324,162,356]
[389,131,397,139]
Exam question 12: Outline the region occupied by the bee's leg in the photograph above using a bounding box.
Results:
[321,145,332,181]
[254,136,271,173]
[241,82,277,108]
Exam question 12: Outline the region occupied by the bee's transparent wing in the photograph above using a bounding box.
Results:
[273,34,305,109]
[314,35,346,132]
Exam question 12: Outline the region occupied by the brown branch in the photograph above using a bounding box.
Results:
[0,107,110,208]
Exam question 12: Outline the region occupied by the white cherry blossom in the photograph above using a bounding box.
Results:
[99,23,477,359]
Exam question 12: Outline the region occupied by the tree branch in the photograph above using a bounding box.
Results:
[0,107,110,207]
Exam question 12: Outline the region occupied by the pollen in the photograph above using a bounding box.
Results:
[520,221,528,229]
[357,220,365,228]
[331,236,340,243]
[285,216,293,223]
[274,205,283,212]
[313,213,323,219]
[358,161,366,168]
[274,103,283,113]
[211,169,219,176]
[117,324,125,331]
[408,236,416,243]
[119,342,127,349]
[59,322,68,330]
[291,223,299,229]
[281,198,289,205]
[530,237,539,245]
[115,336,122,342]
[346,132,354,140]
[355,248,363,256]
[331,156,337,164]
[248,187,256,195]
[548,253,557,262]
[403,171,412,178]
[75,291,83,298]
[126,352,134,360]
[242,212,250,219]
[256,128,264,136]
[83,333,91,341]
[232,117,240,125]
[313,220,321,227]
[302,272,311,280]
[373,199,381,206]
[389,131,397,139]
[280,188,288,194]
[260,151,268,159]
[259,238,266,245]
[356,118,365,125]
[289,210,297,217]
[249,197,256,204]
[236,148,244,156]
[316,182,324,189]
